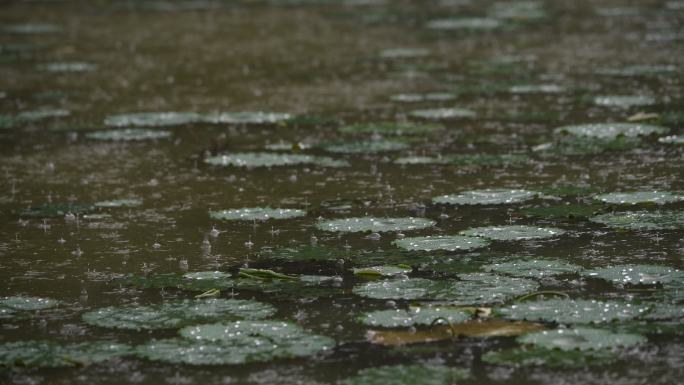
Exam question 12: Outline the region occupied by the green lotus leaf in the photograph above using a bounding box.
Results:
[342,364,470,385]
[0,296,59,311]
[38,62,96,72]
[460,225,566,241]
[409,108,476,120]
[484,258,582,278]
[518,327,645,351]
[3,23,62,34]
[554,123,669,140]
[483,347,617,368]
[210,207,306,221]
[488,1,547,20]
[322,140,410,154]
[395,153,527,166]
[508,84,564,93]
[582,264,684,285]
[104,112,203,127]
[316,217,435,233]
[659,134,684,144]
[136,321,334,365]
[353,265,412,277]
[426,18,502,30]
[0,341,131,368]
[590,210,684,230]
[379,48,431,59]
[94,198,143,208]
[204,152,348,168]
[595,65,678,77]
[203,111,292,124]
[389,93,456,103]
[533,136,642,156]
[339,122,444,135]
[82,299,275,330]
[85,129,172,141]
[394,235,490,251]
[433,189,539,205]
[358,306,471,328]
[521,204,605,220]
[353,274,538,304]
[235,274,340,300]
[498,298,650,324]
[593,95,656,108]
[594,191,684,205]
[183,271,232,280]
[0,109,70,129]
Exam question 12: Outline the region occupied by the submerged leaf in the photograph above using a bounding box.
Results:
[82,299,275,330]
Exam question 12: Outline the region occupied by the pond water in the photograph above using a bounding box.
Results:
[1,0,683,384]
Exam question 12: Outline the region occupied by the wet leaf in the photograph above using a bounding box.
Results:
[582,264,684,285]
[136,321,334,365]
[0,341,131,368]
[338,122,443,135]
[521,204,605,220]
[554,123,669,140]
[0,296,59,311]
[84,129,172,141]
[316,217,435,233]
[408,108,476,120]
[433,189,539,205]
[20,202,93,218]
[394,153,527,166]
[518,327,645,351]
[508,84,564,93]
[484,258,582,278]
[203,111,292,124]
[82,299,275,330]
[394,235,489,251]
[593,95,656,108]
[426,18,502,30]
[359,305,470,328]
[594,191,684,205]
[94,198,143,208]
[659,134,684,144]
[38,62,96,72]
[367,319,544,346]
[210,207,306,221]
[204,152,348,168]
[460,225,566,241]
[389,93,456,103]
[498,298,650,324]
[353,265,412,278]
[104,112,202,127]
[322,140,410,153]
[590,210,684,230]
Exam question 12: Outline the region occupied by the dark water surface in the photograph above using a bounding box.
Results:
[1,0,683,384]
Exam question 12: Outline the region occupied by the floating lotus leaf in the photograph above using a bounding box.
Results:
[0,341,131,368]
[353,265,412,277]
[594,191,684,205]
[582,264,684,285]
[595,65,678,77]
[367,319,544,346]
[460,225,565,241]
[521,204,605,220]
[104,112,203,127]
[488,1,547,20]
[94,198,143,208]
[593,95,656,108]
[183,271,231,280]
[0,296,59,311]
[539,185,598,197]
[210,207,306,221]
[395,153,527,166]
[433,189,539,205]
[640,303,684,321]
[342,364,470,385]
[378,48,431,59]
[136,321,334,365]
[203,111,292,124]
[316,217,435,233]
[409,108,476,120]
[484,258,582,278]
[85,129,172,141]
[659,134,684,144]
[508,84,564,94]
[590,210,684,230]
[359,306,470,328]
[39,62,96,72]
[21,202,93,217]
[82,299,275,330]
[533,134,644,156]
[483,347,617,368]
[338,122,443,135]
[0,109,70,129]
[394,235,489,251]
[322,140,410,153]
[554,123,669,139]
[204,152,348,168]
[390,93,456,103]
[235,274,340,300]
[354,274,538,304]
[518,327,645,351]
[426,18,502,30]
[498,298,650,324]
